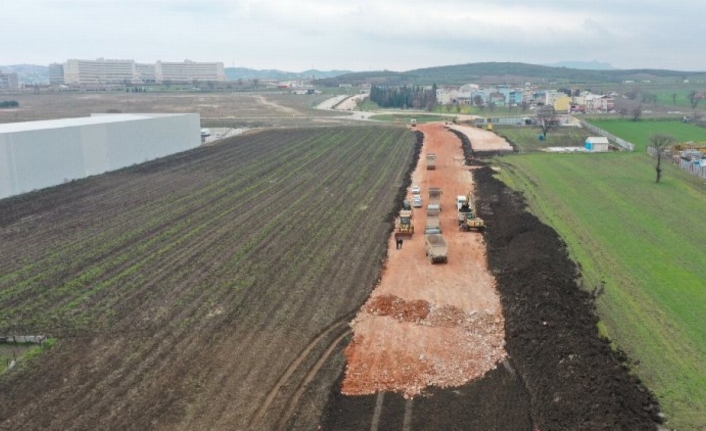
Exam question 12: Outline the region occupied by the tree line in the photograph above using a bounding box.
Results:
[370,84,438,110]
[0,100,19,109]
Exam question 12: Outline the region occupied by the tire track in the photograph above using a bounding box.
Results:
[370,392,385,431]
[274,328,353,431]
[249,313,353,428]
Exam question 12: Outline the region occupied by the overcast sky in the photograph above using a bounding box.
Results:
[3,0,705,72]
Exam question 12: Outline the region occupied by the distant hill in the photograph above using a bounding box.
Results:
[225,67,352,81]
[315,62,706,86]
[0,64,48,84]
[5,62,705,87]
[542,61,616,70]
[0,64,350,85]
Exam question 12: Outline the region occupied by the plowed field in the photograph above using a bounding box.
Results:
[0,126,419,430]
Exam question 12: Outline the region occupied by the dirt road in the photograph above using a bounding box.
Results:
[342,123,506,397]
[447,125,513,152]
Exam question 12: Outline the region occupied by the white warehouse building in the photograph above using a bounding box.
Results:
[0,113,201,200]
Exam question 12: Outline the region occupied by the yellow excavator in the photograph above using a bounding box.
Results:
[458,192,484,232]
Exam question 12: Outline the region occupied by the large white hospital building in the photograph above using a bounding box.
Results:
[59,58,226,85]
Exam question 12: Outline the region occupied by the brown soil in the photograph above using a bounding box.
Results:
[342,123,507,398]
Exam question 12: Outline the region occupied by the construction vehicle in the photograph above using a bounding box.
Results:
[486,118,493,131]
[425,208,441,234]
[395,210,414,238]
[428,187,442,211]
[424,234,448,264]
[427,153,436,170]
[458,193,484,232]
[410,119,417,127]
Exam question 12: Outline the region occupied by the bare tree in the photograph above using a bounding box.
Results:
[488,101,496,112]
[536,106,559,139]
[642,93,657,104]
[520,100,529,112]
[649,133,675,183]
[631,104,643,122]
[625,86,641,100]
[687,90,701,109]
[672,93,677,105]
[473,95,484,108]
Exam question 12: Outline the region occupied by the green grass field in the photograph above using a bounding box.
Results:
[588,119,706,152]
[369,113,449,124]
[495,126,592,152]
[495,151,706,430]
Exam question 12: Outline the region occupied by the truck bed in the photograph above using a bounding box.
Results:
[424,234,448,263]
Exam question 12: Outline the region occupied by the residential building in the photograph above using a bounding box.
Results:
[155,60,226,83]
[60,58,225,85]
[585,94,614,113]
[48,63,64,85]
[135,63,157,84]
[64,58,136,85]
[0,73,19,89]
[553,96,572,113]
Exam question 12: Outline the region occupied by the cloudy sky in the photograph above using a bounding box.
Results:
[3,0,705,72]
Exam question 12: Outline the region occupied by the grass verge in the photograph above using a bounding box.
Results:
[494,151,706,430]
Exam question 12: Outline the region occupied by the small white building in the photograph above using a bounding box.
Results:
[585,137,610,152]
[0,113,201,200]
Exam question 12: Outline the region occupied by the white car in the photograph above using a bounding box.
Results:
[411,184,421,194]
[412,197,423,208]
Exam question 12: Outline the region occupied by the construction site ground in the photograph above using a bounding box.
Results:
[342,123,508,397]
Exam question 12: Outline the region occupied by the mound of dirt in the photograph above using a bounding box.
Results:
[474,164,662,430]
[365,294,430,323]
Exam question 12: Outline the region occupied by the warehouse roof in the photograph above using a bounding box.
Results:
[0,113,191,134]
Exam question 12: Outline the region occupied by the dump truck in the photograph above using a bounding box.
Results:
[425,208,441,234]
[456,195,468,211]
[424,234,448,264]
[458,193,484,232]
[428,187,442,211]
[427,153,436,170]
[395,210,414,237]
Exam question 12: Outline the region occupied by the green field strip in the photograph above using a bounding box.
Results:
[587,119,706,152]
[496,152,706,430]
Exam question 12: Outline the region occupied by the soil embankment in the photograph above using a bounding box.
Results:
[474,163,662,430]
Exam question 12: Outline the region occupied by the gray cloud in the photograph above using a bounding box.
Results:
[2,0,705,71]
